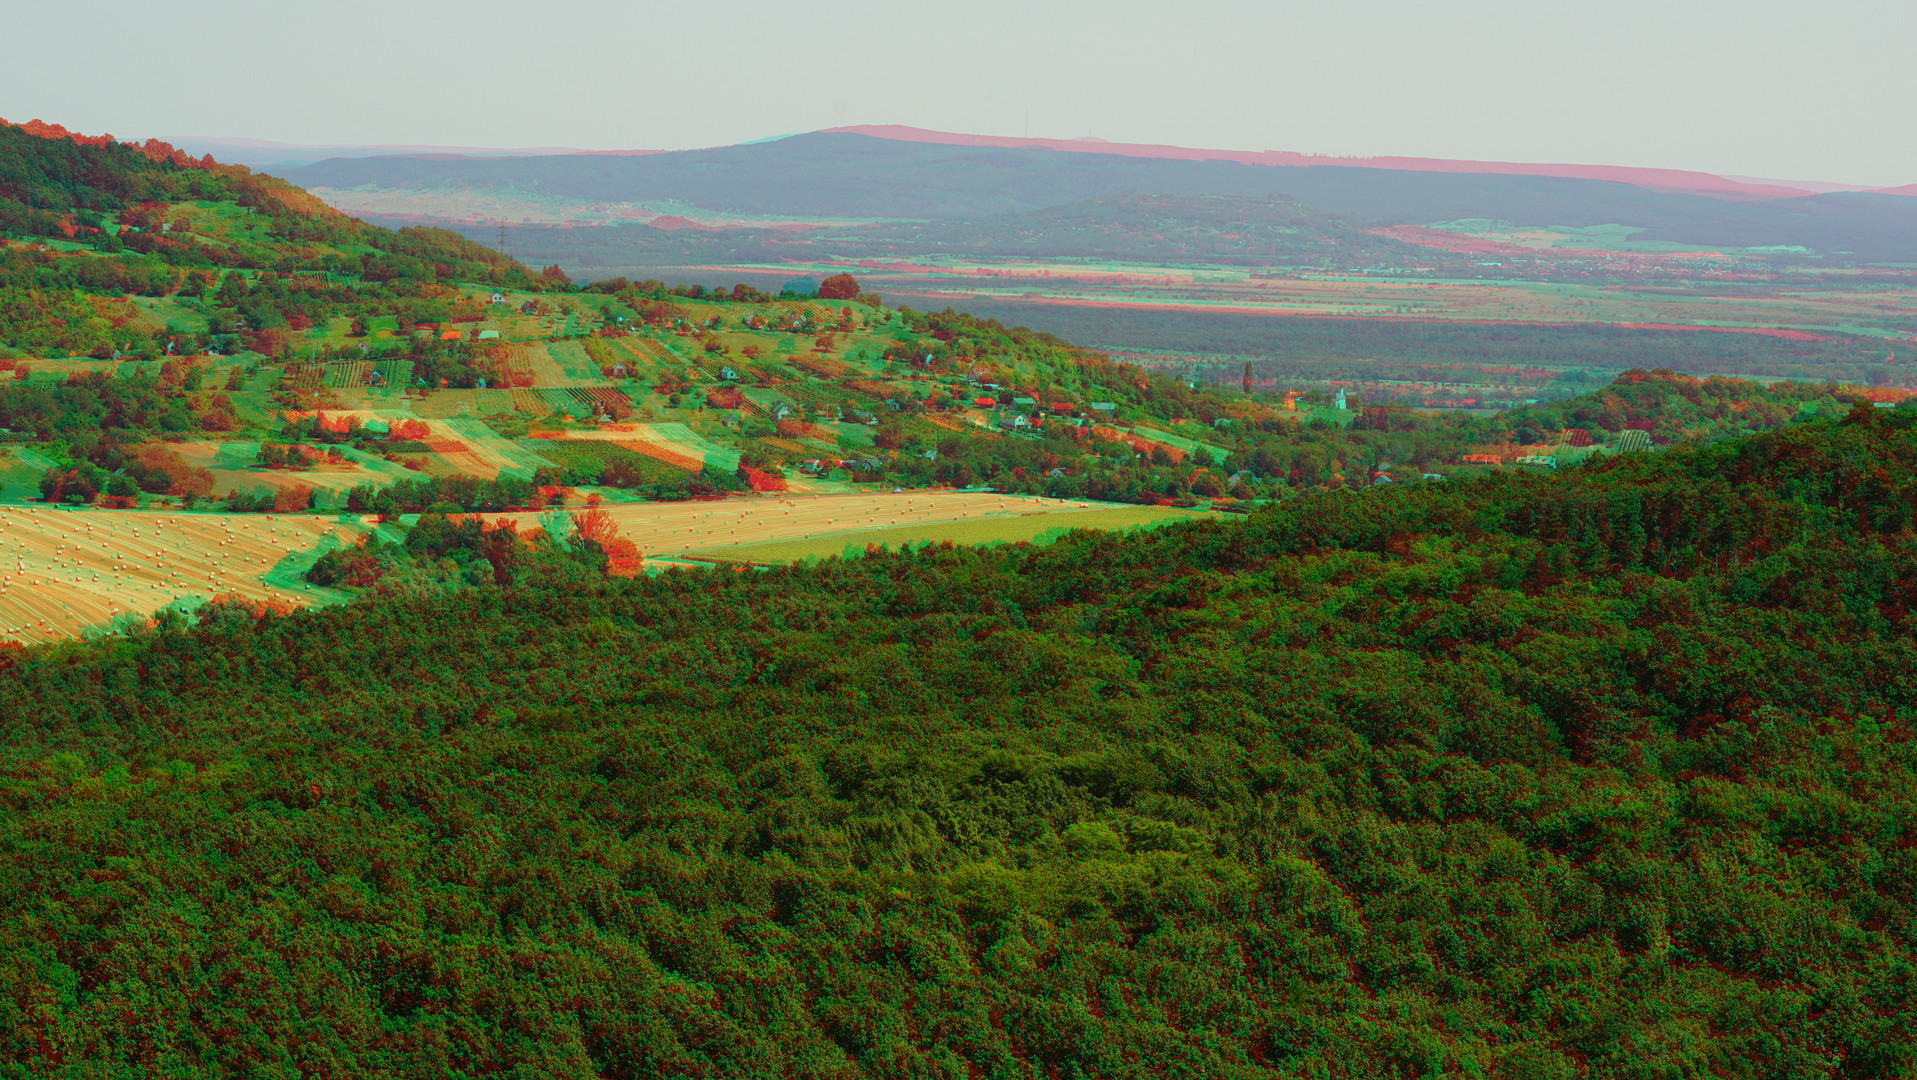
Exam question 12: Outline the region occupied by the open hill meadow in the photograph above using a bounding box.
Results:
[5,117,1917,1076]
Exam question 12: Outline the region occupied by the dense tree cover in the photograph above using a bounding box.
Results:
[0,370,208,439]
[582,277,788,305]
[336,461,745,516]
[307,511,613,589]
[1500,369,1838,444]
[2,409,1916,1075]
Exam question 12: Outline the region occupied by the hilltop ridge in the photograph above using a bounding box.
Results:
[823,124,1880,200]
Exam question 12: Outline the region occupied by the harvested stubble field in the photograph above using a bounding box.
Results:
[708,503,1208,564]
[0,508,369,644]
[6,495,1214,640]
[479,491,1211,565]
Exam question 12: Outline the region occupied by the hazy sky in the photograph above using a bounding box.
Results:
[7,0,1914,185]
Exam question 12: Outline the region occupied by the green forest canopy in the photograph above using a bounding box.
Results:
[1,404,1915,1076]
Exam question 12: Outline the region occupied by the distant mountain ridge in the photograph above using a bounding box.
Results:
[188,123,1912,200]
[822,125,1887,202]
[168,136,669,171]
[286,131,1917,262]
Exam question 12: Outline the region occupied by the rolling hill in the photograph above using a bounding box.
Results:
[286,130,1917,261]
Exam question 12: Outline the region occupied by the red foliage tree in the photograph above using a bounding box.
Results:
[273,485,314,514]
[817,274,861,300]
[570,509,642,574]
[570,508,618,548]
[737,466,787,492]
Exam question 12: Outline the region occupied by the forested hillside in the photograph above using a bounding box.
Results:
[2,404,1915,1076]
[0,118,532,281]
[0,118,547,360]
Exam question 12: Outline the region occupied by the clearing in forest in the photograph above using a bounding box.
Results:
[708,504,1207,564]
[477,491,1212,565]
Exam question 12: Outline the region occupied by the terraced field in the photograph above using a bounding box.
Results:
[523,440,689,484]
